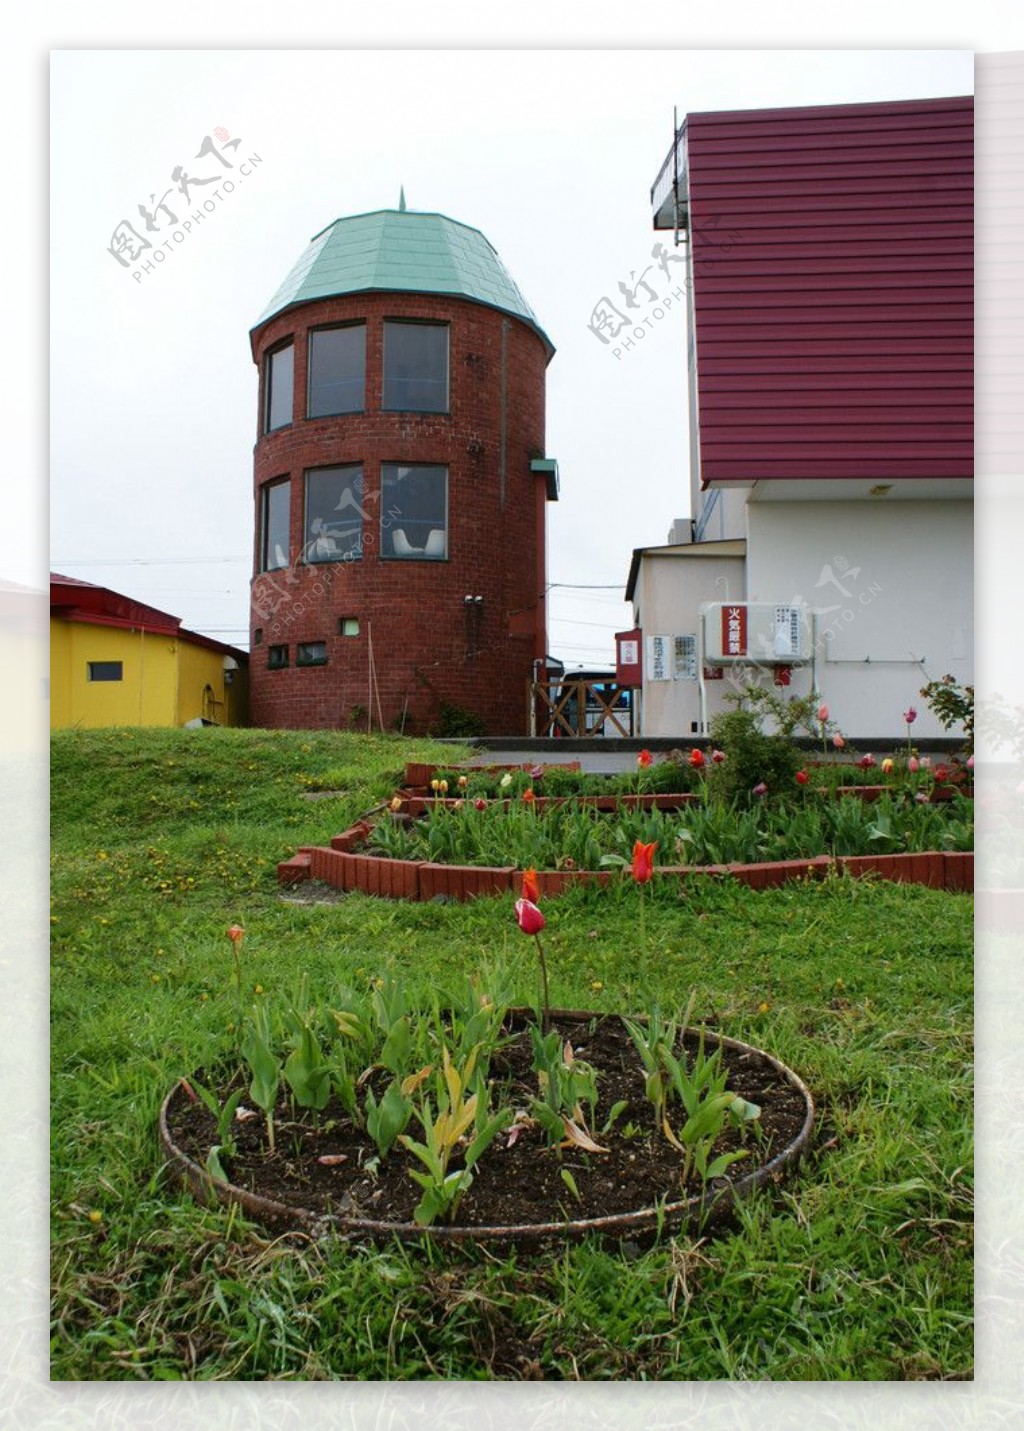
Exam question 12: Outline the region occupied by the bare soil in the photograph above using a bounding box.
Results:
[165,1011,811,1242]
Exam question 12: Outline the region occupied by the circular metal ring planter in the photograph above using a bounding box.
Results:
[159,1017,815,1249]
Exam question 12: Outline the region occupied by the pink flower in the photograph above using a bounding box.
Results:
[514,898,546,935]
[711,749,726,764]
[752,782,768,797]
[832,734,845,750]
[915,792,930,804]
[857,754,876,769]
[908,756,920,773]
[637,749,653,769]
[795,770,809,785]
[920,756,931,770]
[966,754,975,770]
[530,765,544,780]
[817,703,829,723]
[903,707,917,725]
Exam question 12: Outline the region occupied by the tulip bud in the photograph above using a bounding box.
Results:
[514,898,546,935]
[817,703,829,723]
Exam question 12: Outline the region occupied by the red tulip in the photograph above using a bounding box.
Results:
[521,867,540,904]
[795,770,809,785]
[688,748,705,768]
[857,754,876,769]
[474,797,487,811]
[514,898,546,935]
[711,749,726,764]
[637,749,653,769]
[226,924,245,945]
[632,840,656,883]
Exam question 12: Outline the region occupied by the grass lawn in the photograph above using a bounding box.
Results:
[50,727,973,1381]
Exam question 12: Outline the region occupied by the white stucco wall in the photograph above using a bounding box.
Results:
[744,499,972,741]
[634,551,746,738]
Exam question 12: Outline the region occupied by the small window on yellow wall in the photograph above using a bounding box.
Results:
[87,661,123,682]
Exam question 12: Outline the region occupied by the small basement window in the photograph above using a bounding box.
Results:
[338,617,359,637]
[267,645,288,669]
[296,642,328,667]
[87,661,123,682]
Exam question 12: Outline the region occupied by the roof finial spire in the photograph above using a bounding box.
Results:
[398,185,407,212]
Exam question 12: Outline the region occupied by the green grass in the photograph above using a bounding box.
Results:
[51,727,973,1381]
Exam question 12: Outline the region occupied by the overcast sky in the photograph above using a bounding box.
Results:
[49,47,973,667]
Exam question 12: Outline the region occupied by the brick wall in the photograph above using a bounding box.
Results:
[248,292,551,734]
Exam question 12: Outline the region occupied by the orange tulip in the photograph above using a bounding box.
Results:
[632,840,656,883]
[637,749,653,769]
[521,867,540,904]
[522,788,536,804]
[226,924,245,945]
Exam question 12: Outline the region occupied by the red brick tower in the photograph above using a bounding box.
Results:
[248,206,558,734]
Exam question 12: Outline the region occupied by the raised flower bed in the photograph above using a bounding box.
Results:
[277,759,974,900]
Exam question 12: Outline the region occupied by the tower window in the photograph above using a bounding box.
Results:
[338,617,360,637]
[264,342,294,431]
[260,478,291,572]
[382,464,447,559]
[383,321,448,413]
[267,645,288,670]
[87,661,123,682]
[308,324,366,417]
[296,642,328,667]
[304,465,364,564]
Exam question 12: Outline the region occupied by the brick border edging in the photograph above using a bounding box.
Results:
[278,834,973,901]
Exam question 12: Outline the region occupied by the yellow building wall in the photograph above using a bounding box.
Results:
[51,618,248,729]
[50,620,177,729]
[176,640,247,727]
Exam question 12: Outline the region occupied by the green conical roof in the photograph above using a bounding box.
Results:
[254,208,553,356]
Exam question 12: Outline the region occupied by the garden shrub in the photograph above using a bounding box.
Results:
[707,708,803,806]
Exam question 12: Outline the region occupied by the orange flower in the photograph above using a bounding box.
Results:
[637,749,653,769]
[521,867,540,904]
[688,748,705,768]
[522,788,536,803]
[632,840,656,883]
[226,924,245,945]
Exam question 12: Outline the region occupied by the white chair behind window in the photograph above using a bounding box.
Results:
[392,528,416,556]
[424,529,446,557]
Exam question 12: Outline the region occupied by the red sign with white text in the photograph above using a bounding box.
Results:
[615,629,643,687]
[721,605,747,657]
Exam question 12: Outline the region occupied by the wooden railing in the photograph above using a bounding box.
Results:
[529,679,634,738]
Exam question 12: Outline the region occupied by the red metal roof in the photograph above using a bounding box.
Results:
[681,96,973,484]
[50,574,247,660]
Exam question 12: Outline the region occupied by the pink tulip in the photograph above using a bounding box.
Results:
[817,703,829,723]
[752,782,768,797]
[908,756,920,773]
[903,707,917,725]
[966,754,975,769]
[711,749,726,764]
[832,734,845,749]
[514,898,546,935]
[857,754,875,769]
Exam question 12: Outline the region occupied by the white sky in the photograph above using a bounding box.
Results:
[49,45,975,668]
